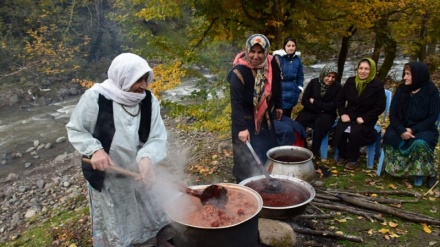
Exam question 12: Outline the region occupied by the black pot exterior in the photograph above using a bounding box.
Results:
[259,204,307,220]
[170,215,259,247]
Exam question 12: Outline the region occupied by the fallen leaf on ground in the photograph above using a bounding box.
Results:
[378,228,390,234]
[388,221,398,228]
[422,223,432,233]
[389,184,397,190]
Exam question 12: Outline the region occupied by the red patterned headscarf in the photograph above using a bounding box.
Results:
[233,34,273,134]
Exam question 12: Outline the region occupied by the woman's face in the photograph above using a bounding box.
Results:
[248,44,266,66]
[403,69,412,85]
[129,72,149,93]
[323,72,337,85]
[284,41,296,55]
[357,61,371,80]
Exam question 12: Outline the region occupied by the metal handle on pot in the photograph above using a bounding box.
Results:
[245,141,271,179]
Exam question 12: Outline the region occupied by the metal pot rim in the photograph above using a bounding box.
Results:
[165,183,263,229]
[239,175,316,210]
[266,145,314,164]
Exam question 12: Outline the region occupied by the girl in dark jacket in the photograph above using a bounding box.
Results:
[382,62,439,187]
[227,34,283,183]
[333,58,386,170]
[295,64,342,158]
[273,36,304,118]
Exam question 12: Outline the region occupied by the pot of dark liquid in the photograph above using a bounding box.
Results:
[266,146,317,183]
[239,175,315,219]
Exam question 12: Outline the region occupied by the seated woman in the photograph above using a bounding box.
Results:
[333,58,386,170]
[382,62,439,187]
[274,115,307,147]
[295,64,341,158]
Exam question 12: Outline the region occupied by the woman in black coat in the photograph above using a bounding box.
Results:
[295,64,341,158]
[382,62,439,187]
[227,34,283,183]
[333,58,386,169]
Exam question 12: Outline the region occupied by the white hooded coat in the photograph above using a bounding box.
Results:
[66,53,168,246]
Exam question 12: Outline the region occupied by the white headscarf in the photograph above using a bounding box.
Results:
[91,53,154,106]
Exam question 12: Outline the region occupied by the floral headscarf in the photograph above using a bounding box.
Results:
[233,34,273,134]
[355,58,376,96]
[319,64,338,97]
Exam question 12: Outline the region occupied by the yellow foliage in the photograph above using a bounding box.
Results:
[72,78,95,89]
[149,60,186,96]
[22,25,89,76]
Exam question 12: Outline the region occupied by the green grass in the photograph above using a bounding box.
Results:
[0,197,91,247]
[315,152,440,247]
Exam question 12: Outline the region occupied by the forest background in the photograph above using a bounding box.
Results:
[1,0,440,135]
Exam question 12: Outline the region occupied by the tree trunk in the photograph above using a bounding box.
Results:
[371,35,382,62]
[337,26,357,82]
[377,40,397,81]
[417,14,429,62]
[427,42,437,54]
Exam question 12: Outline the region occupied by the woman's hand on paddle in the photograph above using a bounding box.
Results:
[138,157,155,184]
[91,149,113,171]
[238,129,250,143]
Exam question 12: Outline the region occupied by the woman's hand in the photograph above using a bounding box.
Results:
[275,109,283,120]
[400,131,415,141]
[238,129,250,143]
[138,157,155,184]
[340,114,351,123]
[91,149,113,171]
[309,98,314,104]
[356,117,364,124]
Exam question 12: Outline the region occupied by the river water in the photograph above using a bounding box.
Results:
[0,57,407,176]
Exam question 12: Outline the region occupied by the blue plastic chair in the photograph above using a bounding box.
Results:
[319,121,337,160]
[332,89,392,168]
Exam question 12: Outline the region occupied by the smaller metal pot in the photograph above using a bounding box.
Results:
[239,175,315,220]
[266,145,317,183]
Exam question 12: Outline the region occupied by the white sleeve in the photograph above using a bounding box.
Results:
[66,90,103,156]
[136,93,167,164]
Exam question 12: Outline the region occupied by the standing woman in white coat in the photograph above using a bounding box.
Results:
[66,53,168,246]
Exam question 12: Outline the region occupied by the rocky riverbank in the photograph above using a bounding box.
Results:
[0,111,238,244]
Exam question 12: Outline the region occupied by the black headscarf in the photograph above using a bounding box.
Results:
[397,62,431,121]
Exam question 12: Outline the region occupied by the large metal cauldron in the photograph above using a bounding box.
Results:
[165,183,263,247]
[266,145,317,183]
[239,175,315,219]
